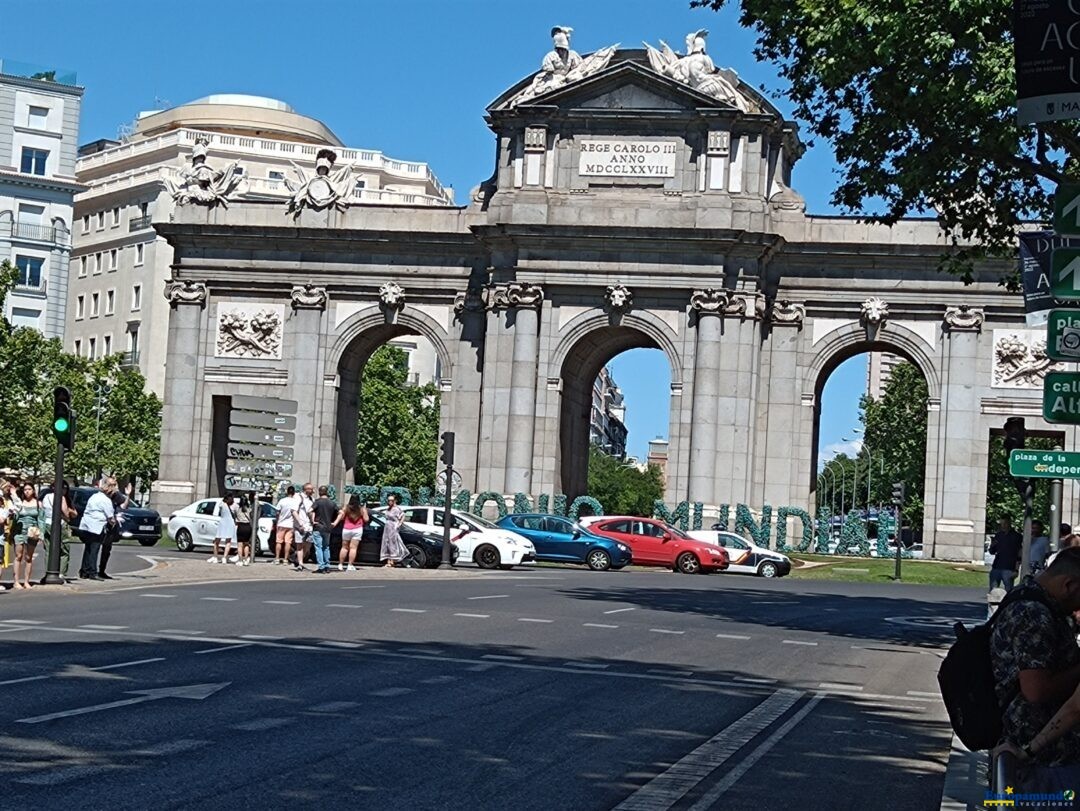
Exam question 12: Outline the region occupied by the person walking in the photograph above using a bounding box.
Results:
[295,482,316,571]
[11,482,45,589]
[41,481,77,583]
[98,481,129,580]
[380,494,408,568]
[273,486,300,566]
[990,516,1023,592]
[78,480,115,581]
[235,495,253,566]
[210,494,238,564]
[311,486,340,574]
[339,496,368,571]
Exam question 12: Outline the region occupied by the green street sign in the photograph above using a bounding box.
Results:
[1044,371,1080,422]
[1056,183,1080,236]
[1046,308,1080,360]
[1052,249,1080,299]
[1009,449,1080,479]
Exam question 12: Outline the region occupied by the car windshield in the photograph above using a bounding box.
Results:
[463,513,499,530]
[665,524,691,540]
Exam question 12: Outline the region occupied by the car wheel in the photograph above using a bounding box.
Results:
[474,544,501,569]
[406,544,428,569]
[586,549,612,571]
[175,528,194,553]
[676,551,701,575]
[138,538,158,547]
[758,561,779,578]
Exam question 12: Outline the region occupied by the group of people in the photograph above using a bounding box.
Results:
[988,516,1080,592]
[208,483,410,572]
[0,476,131,589]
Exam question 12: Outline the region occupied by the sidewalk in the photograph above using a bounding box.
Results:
[940,734,987,810]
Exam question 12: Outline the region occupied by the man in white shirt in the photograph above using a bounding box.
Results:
[294,482,316,572]
[78,479,116,581]
[273,485,300,566]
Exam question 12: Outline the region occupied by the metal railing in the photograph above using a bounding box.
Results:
[13,276,47,295]
[120,351,140,368]
[7,221,69,245]
[128,214,152,231]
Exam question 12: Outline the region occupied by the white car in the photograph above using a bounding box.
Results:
[685,530,792,578]
[384,506,536,569]
[167,498,277,554]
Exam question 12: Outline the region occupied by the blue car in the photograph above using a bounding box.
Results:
[496,514,632,571]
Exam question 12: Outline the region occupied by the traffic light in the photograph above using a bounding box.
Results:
[891,481,906,507]
[440,431,455,467]
[1004,417,1026,455]
[52,386,75,450]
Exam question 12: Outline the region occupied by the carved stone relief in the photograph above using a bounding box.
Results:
[992,330,1059,389]
[215,303,284,360]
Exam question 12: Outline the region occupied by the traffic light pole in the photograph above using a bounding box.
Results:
[440,465,454,568]
[1021,479,1035,579]
[42,442,66,585]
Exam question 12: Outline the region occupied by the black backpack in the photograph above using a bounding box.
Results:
[937,586,1053,751]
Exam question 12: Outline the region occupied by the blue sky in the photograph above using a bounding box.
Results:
[3,0,864,461]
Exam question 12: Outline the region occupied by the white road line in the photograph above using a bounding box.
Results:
[649,669,693,676]
[907,690,939,698]
[420,675,459,684]
[240,635,282,641]
[782,639,817,646]
[319,641,361,649]
[604,607,636,614]
[468,594,509,600]
[583,622,618,629]
[232,717,293,732]
[141,594,177,599]
[612,689,803,811]
[193,643,252,655]
[482,654,523,662]
[649,628,685,635]
[688,694,824,810]
[518,617,554,623]
[92,658,165,671]
[263,600,300,606]
[819,682,864,692]
[131,739,208,757]
[0,627,30,634]
[734,677,777,685]
[201,597,237,602]
[309,701,360,712]
[341,585,386,589]
[369,687,413,697]
[715,633,751,640]
[1,619,47,624]
[399,647,441,655]
[454,613,490,618]
[391,608,426,613]
[566,662,610,670]
[158,629,205,635]
[0,674,48,686]
[326,604,363,609]
[79,624,128,630]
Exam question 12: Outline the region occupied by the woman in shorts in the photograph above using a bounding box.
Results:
[339,496,368,572]
[210,493,237,564]
[235,496,252,565]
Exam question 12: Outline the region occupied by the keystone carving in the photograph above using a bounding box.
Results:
[860,297,889,325]
[164,280,207,308]
[493,282,544,309]
[943,305,984,332]
[689,288,729,313]
[769,299,806,327]
[378,282,405,310]
[290,284,328,310]
[605,284,633,313]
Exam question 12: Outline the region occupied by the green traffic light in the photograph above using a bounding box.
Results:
[54,417,69,432]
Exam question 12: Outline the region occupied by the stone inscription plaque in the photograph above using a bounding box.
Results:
[578,140,677,178]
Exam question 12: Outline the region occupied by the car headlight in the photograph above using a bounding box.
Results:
[617,543,630,552]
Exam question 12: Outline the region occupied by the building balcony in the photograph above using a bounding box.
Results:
[128,214,152,231]
[120,351,140,369]
[7,221,69,246]
[13,277,47,296]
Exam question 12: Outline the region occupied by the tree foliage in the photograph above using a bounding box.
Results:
[985,434,1057,533]
[695,0,1071,284]
[587,444,664,516]
[356,345,440,492]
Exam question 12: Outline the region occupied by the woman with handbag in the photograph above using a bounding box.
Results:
[12,483,46,589]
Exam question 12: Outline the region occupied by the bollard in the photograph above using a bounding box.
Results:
[988,587,1007,620]
[992,749,1020,794]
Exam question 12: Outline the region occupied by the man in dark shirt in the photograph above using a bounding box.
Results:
[990,516,1023,591]
[310,486,340,574]
[991,548,1080,768]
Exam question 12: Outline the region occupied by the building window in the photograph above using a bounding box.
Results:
[140,202,149,218]
[268,170,285,181]
[20,147,48,176]
[27,105,49,129]
[233,166,245,176]
[14,255,43,288]
[134,243,144,266]
[105,289,115,315]
[74,339,82,357]
[82,214,90,233]
[103,334,112,356]
[79,256,87,277]
[96,211,104,230]
[131,284,142,311]
[88,337,96,360]
[91,292,100,317]
[94,253,102,274]
[128,326,140,358]
[111,207,120,227]
[76,294,85,319]
[109,249,117,270]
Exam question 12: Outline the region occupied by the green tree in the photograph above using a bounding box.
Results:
[985,434,1058,534]
[587,444,664,516]
[695,0,1072,283]
[355,345,440,492]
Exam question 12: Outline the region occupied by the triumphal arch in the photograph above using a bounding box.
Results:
[154,29,1064,561]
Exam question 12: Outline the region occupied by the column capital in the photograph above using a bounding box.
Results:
[290,283,328,311]
[690,288,728,314]
[943,305,984,333]
[454,286,489,314]
[164,280,207,308]
[769,299,806,328]
[493,282,544,310]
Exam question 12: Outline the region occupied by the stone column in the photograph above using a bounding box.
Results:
[688,289,726,504]
[449,287,490,492]
[289,284,329,486]
[933,305,985,560]
[500,282,544,494]
[758,301,807,508]
[156,280,208,518]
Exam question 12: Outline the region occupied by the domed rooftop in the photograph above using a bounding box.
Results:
[187,94,296,113]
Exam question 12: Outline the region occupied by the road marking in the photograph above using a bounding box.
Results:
[583,622,619,629]
[326,603,363,609]
[518,617,554,623]
[454,613,490,618]
[0,626,30,634]
[341,585,386,589]
[468,594,509,600]
[420,675,459,684]
[369,687,413,697]
[482,654,524,662]
[906,690,939,698]
[131,739,208,757]
[79,624,128,630]
[201,597,237,602]
[309,701,360,712]
[233,717,294,732]
[141,594,177,599]
[715,633,751,640]
[782,639,818,646]
[263,600,300,606]
[158,629,204,635]
[92,658,165,671]
[688,694,825,810]
[240,635,282,641]
[391,608,427,613]
[193,643,252,655]
[649,669,693,676]
[320,641,361,649]
[649,628,685,635]
[17,682,230,724]
[819,682,863,692]
[566,662,610,670]
[734,677,777,685]
[399,647,441,655]
[1,619,47,625]
[612,689,803,810]
[604,607,635,614]
[0,674,48,686]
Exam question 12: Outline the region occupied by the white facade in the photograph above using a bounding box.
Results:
[0,60,83,337]
[591,366,628,458]
[70,94,453,394]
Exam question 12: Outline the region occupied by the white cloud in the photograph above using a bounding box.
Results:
[821,439,863,464]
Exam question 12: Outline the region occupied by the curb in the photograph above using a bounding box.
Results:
[940,733,987,810]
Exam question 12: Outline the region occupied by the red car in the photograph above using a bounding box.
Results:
[579,516,729,574]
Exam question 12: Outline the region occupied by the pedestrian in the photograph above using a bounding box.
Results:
[40,481,77,583]
[11,482,45,589]
[1061,525,1080,551]
[339,496,368,572]
[78,479,115,581]
[273,485,300,566]
[98,481,129,580]
[0,480,15,588]
[990,516,1023,592]
[311,486,341,574]
[380,494,408,568]
[296,482,316,571]
[210,494,237,564]
[235,495,252,566]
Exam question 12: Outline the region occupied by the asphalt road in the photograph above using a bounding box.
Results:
[0,546,981,810]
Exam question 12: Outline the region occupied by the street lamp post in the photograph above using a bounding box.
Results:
[93,381,112,481]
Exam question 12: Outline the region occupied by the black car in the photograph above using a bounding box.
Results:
[70,486,163,547]
[325,513,455,569]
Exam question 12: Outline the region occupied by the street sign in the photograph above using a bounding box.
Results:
[1051,249,1080,299]
[1043,371,1080,423]
[229,410,297,430]
[1015,2,1080,125]
[227,442,294,461]
[227,426,295,445]
[1045,309,1080,360]
[1056,185,1080,236]
[226,459,293,477]
[231,395,298,415]
[1009,449,1080,479]
[224,474,280,491]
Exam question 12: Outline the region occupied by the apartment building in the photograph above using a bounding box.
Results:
[591,366,628,459]
[71,93,453,394]
[0,59,83,337]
